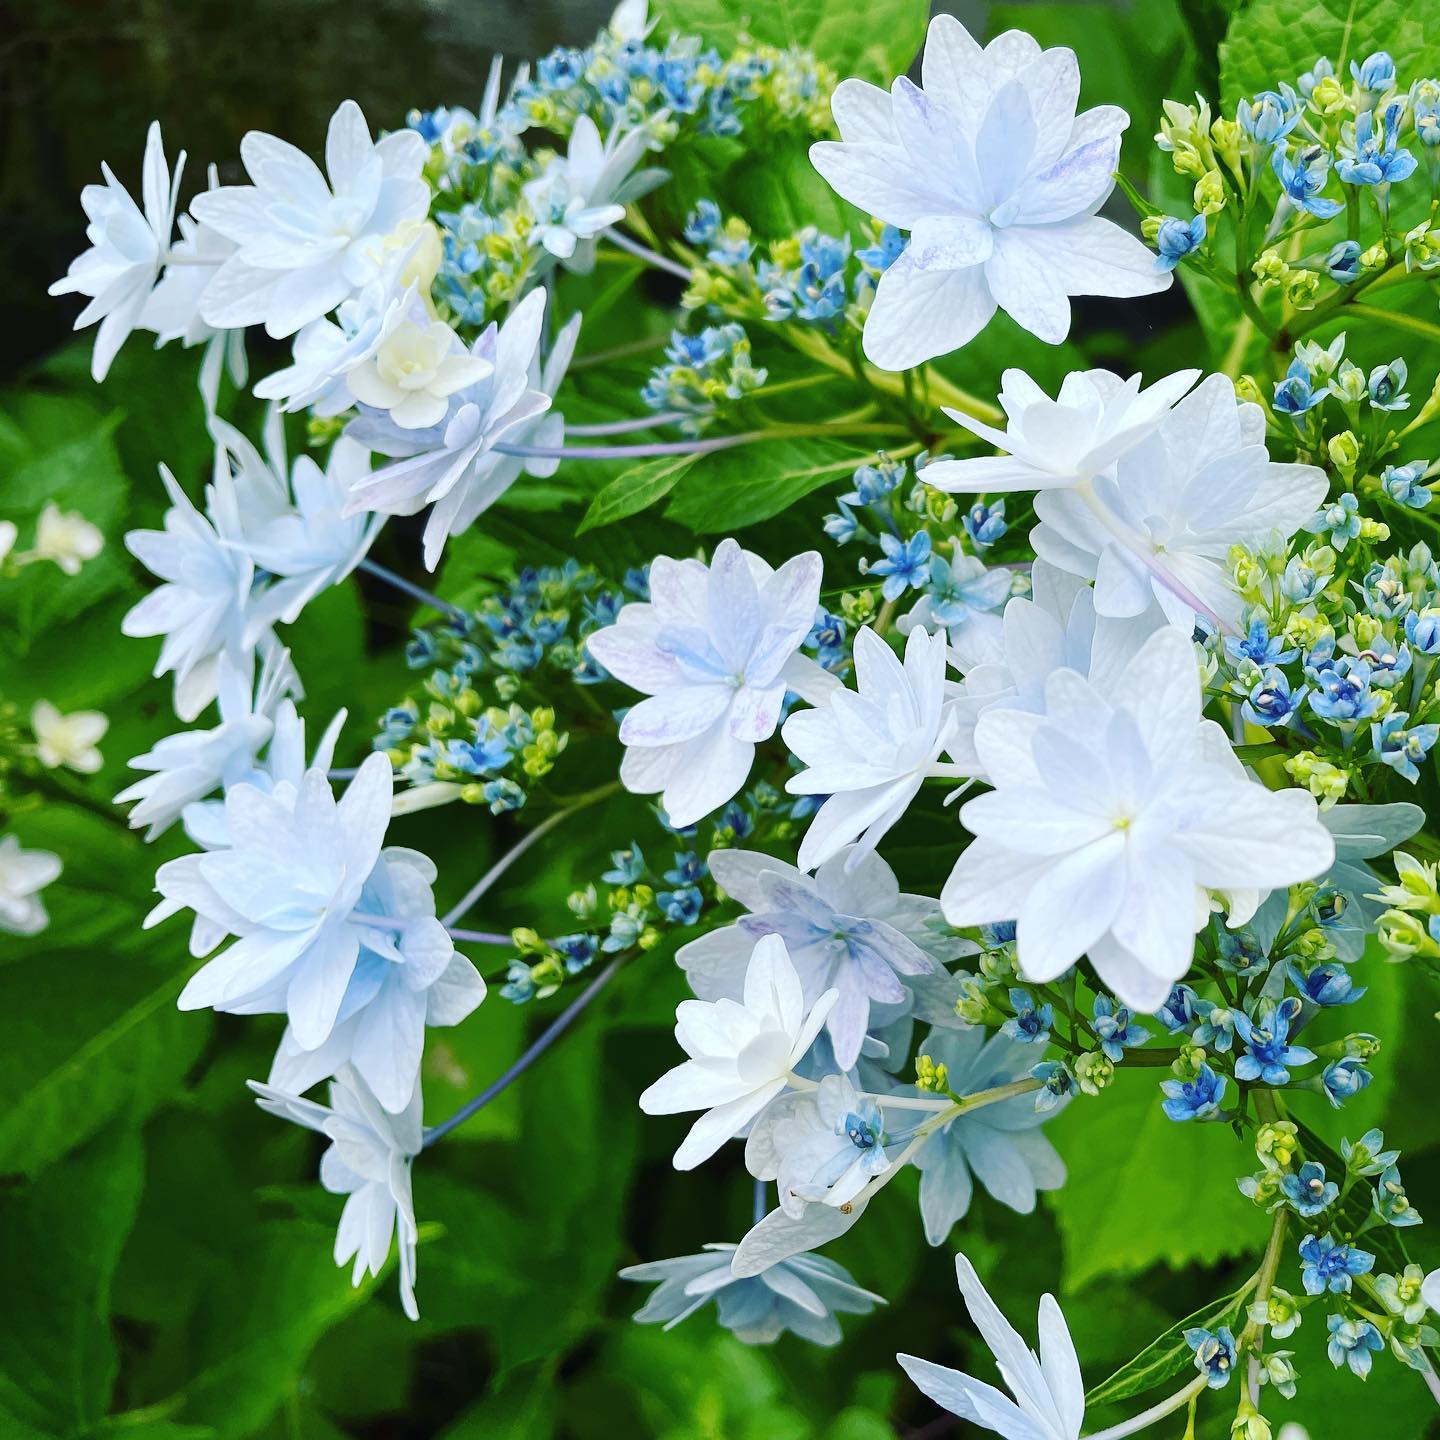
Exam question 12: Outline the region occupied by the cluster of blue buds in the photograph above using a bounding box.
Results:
[378,561,639,808]
[681,200,904,336]
[640,322,767,431]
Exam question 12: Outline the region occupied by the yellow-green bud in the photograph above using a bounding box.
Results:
[1075,1051,1114,1095]
[1327,430,1360,473]
[1311,75,1349,114]
[1194,168,1227,216]
[1285,270,1320,310]
[1256,1120,1300,1171]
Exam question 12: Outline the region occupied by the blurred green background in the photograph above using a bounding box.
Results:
[3,1,1440,1438]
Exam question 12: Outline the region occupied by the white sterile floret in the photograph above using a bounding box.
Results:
[345,310,493,430]
[31,502,105,575]
[920,367,1201,494]
[639,934,837,1171]
[49,121,184,381]
[809,16,1168,369]
[678,845,970,1070]
[1031,373,1329,632]
[523,116,661,273]
[193,99,430,338]
[115,649,296,840]
[586,539,838,828]
[783,625,967,872]
[121,460,276,723]
[898,1254,1084,1440]
[0,835,63,937]
[343,288,555,570]
[942,626,1336,1011]
[152,753,483,1111]
[250,1065,423,1320]
[30,701,108,775]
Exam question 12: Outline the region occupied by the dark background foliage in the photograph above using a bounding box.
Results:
[3,1,1440,1437]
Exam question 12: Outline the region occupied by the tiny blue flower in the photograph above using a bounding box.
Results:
[1281,1160,1338,1216]
[1372,710,1439,782]
[601,844,648,885]
[962,499,1008,551]
[1273,142,1344,218]
[1238,87,1301,143]
[856,225,905,272]
[1161,1063,1227,1121]
[1342,1126,1399,1176]
[823,498,862,545]
[1308,655,1382,722]
[1309,493,1361,553]
[1322,1056,1373,1106]
[657,885,704,924]
[1002,988,1053,1044]
[1368,358,1409,410]
[663,851,705,886]
[1300,1233,1374,1295]
[1156,983,1202,1033]
[1192,999,1238,1053]
[553,933,598,973]
[1032,1060,1077,1112]
[1325,239,1362,283]
[1405,609,1440,654]
[981,920,1017,947]
[846,458,905,506]
[1288,960,1366,1006]
[1326,1314,1384,1377]
[1375,1163,1423,1227]
[867,529,933,601]
[1155,213,1207,271]
[1382,459,1432,509]
[683,199,723,246]
[1351,51,1396,94]
[1274,358,1328,415]
[1227,617,1298,667]
[1242,669,1308,728]
[1185,1327,1239,1388]
[1233,997,1316,1084]
[1337,103,1418,187]
[1091,995,1149,1061]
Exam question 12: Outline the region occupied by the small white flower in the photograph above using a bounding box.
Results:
[49,121,184,380]
[250,1065,423,1320]
[898,1253,1084,1440]
[679,845,970,1069]
[0,835,62,936]
[1031,373,1329,630]
[30,700,108,775]
[31,503,104,575]
[746,1073,893,1214]
[193,100,430,338]
[783,626,965,872]
[639,933,838,1170]
[346,311,493,430]
[810,16,1167,369]
[586,538,837,828]
[122,461,273,723]
[236,433,382,629]
[920,367,1200,493]
[115,649,296,840]
[523,117,659,272]
[608,0,653,42]
[343,288,555,570]
[942,626,1336,1011]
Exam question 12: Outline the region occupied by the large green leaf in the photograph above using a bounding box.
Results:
[1220,0,1440,108]
[652,0,929,84]
[577,454,699,534]
[664,436,861,532]
[1047,1068,1263,1291]
[1085,1283,1252,1406]
[0,1126,144,1438]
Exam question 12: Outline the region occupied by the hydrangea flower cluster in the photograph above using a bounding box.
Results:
[43,1,1440,1433]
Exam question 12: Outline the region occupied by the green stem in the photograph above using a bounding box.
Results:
[1341,303,1440,346]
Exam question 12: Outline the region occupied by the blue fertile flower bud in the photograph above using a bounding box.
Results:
[1325,239,1362,282]
[1154,214,1206,271]
[1351,51,1396,94]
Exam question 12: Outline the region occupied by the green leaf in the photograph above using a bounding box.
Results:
[0,942,208,1178]
[1047,1068,1263,1291]
[1219,0,1440,110]
[664,436,861,532]
[1084,1283,1252,1406]
[0,1126,144,1437]
[577,454,699,534]
[651,0,930,85]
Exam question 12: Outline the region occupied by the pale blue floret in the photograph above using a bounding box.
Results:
[1325,239,1362,282]
[1185,1326,1238,1388]
[1232,998,1315,1084]
[1161,1063,1226,1121]
[620,1244,883,1346]
[1288,959,1366,1006]
[1243,669,1307,728]
[1351,51,1396,94]
[1280,1160,1338,1216]
[1154,214,1206,271]
[1322,1056,1373,1106]
[962,499,1007,551]
[1337,103,1417,187]
[1372,711,1440,782]
[867,530,933,600]
[1382,460,1432,509]
[1374,1163,1423,1227]
[1238,87,1302,144]
[1368,359,1409,410]
[1272,142,1344,217]
[1091,995,1149,1061]
[1327,1314,1384,1377]
[1273,358,1328,416]
[1299,1232,1374,1294]
[1001,988,1052,1044]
